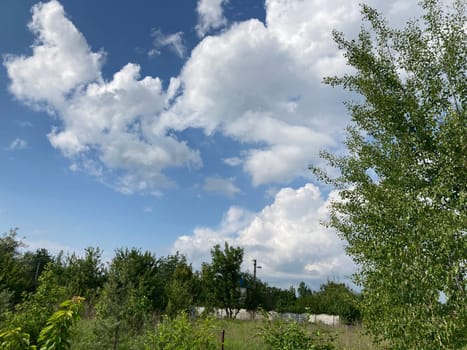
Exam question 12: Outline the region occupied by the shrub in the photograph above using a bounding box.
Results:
[259,318,336,350]
[142,312,218,350]
[0,297,84,350]
[0,327,34,350]
[38,297,84,350]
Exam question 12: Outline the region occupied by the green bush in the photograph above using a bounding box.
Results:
[141,312,218,350]
[0,297,84,350]
[38,297,84,350]
[0,327,34,350]
[259,318,336,350]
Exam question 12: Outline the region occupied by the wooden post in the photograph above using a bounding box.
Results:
[221,329,225,350]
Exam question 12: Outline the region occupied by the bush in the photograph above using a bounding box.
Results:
[259,318,336,350]
[0,297,84,350]
[0,327,34,350]
[141,312,218,350]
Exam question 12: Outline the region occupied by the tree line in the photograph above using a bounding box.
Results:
[0,229,360,348]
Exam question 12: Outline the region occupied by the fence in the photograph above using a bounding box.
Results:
[194,307,340,326]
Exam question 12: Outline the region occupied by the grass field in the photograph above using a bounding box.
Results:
[217,320,380,350]
[70,318,381,349]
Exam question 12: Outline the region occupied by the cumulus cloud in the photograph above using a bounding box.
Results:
[47,60,202,192]
[174,205,255,261]
[156,1,356,185]
[5,0,426,193]
[4,0,103,107]
[196,0,229,37]
[4,0,201,194]
[7,138,28,150]
[158,0,428,186]
[203,176,240,198]
[173,183,355,288]
[150,29,186,58]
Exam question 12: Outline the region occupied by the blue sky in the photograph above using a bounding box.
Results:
[0,0,423,289]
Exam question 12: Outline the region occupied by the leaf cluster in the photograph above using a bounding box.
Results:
[317,0,466,348]
[0,296,84,350]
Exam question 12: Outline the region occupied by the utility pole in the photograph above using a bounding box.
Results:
[253,259,261,284]
[252,259,262,317]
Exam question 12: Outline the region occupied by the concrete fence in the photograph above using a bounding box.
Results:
[194,307,340,326]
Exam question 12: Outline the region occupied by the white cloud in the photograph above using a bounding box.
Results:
[155,9,348,185]
[5,1,201,194]
[7,138,28,150]
[69,157,103,177]
[196,0,229,37]
[156,3,355,185]
[203,176,240,198]
[147,48,160,58]
[151,29,186,58]
[223,156,242,166]
[157,0,430,187]
[5,0,427,193]
[4,0,103,107]
[173,183,354,288]
[48,62,202,193]
[174,205,254,262]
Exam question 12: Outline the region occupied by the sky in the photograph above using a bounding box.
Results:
[0,0,424,290]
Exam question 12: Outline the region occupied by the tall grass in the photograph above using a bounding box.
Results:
[217,319,266,350]
[218,320,379,350]
[70,317,381,349]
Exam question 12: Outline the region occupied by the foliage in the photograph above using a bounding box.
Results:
[20,249,53,295]
[0,327,35,350]
[254,282,297,313]
[202,243,244,318]
[316,0,466,348]
[141,312,218,350]
[37,296,84,350]
[9,268,70,343]
[242,272,261,311]
[317,282,360,323]
[295,281,361,324]
[10,249,102,341]
[271,286,297,313]
[94,248,157,349]
[0,297,83,350]
[0,230,55,308]
[155,253,194,313]
[298,281,312,298]
[0,289,13,327]
[56,248,106,303]
[0,229,29,305]
[165,263,195,317]
[0,234,368,346]
[259,318,336,350]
